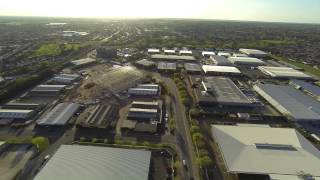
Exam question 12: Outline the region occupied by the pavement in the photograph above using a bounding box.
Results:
[162,76,200,180]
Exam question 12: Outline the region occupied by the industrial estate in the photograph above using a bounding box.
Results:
[0,18,320,180]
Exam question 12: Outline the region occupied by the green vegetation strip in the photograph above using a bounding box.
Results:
[31,43,82,57]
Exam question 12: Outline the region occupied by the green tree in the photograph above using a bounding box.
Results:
[31,137,49,152]
[197,156,213,167]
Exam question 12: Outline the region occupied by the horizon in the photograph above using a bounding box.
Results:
[0,0,320,24]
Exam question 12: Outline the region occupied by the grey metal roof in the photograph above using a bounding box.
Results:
[184,63,202,72]
[37,103,80,126]
[290,79,320,97]
[201,77,251,105]
[34,145,151,180]
[32,84,66,92]
[211,125,320,176]
[152,54,196,61]
[228,57,265,65]
[157,62,176,70]
[210,55,233,66]
[254,83,320,121]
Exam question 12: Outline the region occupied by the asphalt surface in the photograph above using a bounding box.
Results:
[162,77,200,180]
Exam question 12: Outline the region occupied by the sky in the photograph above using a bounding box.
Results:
[0,0,319,23]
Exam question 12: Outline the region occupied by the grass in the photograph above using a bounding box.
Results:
[270,54,320,79]
[31,43,82,57]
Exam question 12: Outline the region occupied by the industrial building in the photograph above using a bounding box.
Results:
[239,48,268,57]
[202,51,215,57]
[29,84,66,96]
[289,79,320,100]
[71,58,96,67]
[34,145,151,180]
[77,104,118,129]
[51,74,80,85]
[179,50,192,55]
[0,109,35,120]
[147,48,160,54]
[202,65,241,75]
[2,102,40,110]
[228,57,265,66]
[37,103,80,126]
[131,101,159,109]
[135,59,156,68]
[253,83,320,121]
[157,62,176,71]
[184,63,202,73]
[211,124,320,179]
[152,54,196,62]
[210,55,233,66]
[217,51,231,57]
[128,84,160,96]
[193,77,253,107]
[164,49,176,54]
[128,108,158,120]
[258,66,313,79]
[232,53,248,57]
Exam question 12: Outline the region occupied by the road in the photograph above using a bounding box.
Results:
[162,77,200,180]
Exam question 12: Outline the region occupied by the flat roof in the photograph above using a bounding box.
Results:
[258,66,313,79]
[202,51,215,56]
[164,49,175,53]
[157,62,176,70]
[34,145,151,180]
[184,63,202,72]
[71,58,96,66]
[212,125,320,176]
[232,53,248,57]
[254,83,320,121]
[202,65,241,74]
[290,79,320,97]
[228,57,265,65]
[132,101,159,106]
[152,54,196,61]
[136,59,156,66]
[239,48,268,56]
[210,55,233,66]
[0,109,34,113]
[129,108,158,113]
[201,77,251,105]
[179,50,192,54]
[37,103,80,126]
[148,49,160,53]
[32,84,66,92]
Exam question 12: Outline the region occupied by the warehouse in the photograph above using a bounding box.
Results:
[202,51,215,57]
[232,53,248,57]
[179,50,192,55]
[211,124,320,179]
[228,57,265,66]
[194,77,253,107]
[289,79,320,100]
[210,55,233,66]
[184,63,202,73]
[202,65,241,75]
[77,104,118,129]
[164,49,176,54]
[34,145,151,180]
[131,101,159,109]
[71,58,96,67]
[253,83,320,121]
[2,102,40,110]
[152,54,196,62]
[239,48,268,57]
[137,84,159,89]
[37,103,80,126]
[29,84,66,96]
[51,74,80,85]
[127,108,158,120]
[217,51,231,57]
[135,59,156,68]
[128,84,160,96]
[0,109,35,120]
[258,66,313,79]
[157,62,176,71]
[148,48,160,54]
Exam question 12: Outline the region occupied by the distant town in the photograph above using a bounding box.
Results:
[0,17,320,180]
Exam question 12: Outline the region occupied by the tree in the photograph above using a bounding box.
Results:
[192,133,204,142]
[31,137,49,152]
[197,156,213,167]
[190,108,200,118]
[190,125,200,134]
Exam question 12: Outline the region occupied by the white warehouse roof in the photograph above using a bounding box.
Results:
[147,49,160,53]
[239,48,268,57]
[228,57,265,66]
[258,66,313,79]
[34,145,151,180]
[212,124,320,177]
[202,51,216,56]
[202,65,241,74]
[164,49,175,54]
[179,50,192,55]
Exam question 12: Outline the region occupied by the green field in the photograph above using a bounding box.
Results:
[32,43,82,57]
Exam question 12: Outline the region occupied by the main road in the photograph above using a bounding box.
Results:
[162,76,200,180]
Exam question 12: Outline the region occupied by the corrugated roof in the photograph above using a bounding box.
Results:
[202,65,241,74]
[184,63,202,71]
[254,84,320,121]
[258,66,313,79]
[239,48,268,56]
[34,145,151,180]
[228,57,265,65]
[152,54,195,61]
[212,125,320,176]
[157,62,176,70]
[210,55,233,66]
[290,79,320,96]
[37,103,79,125]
